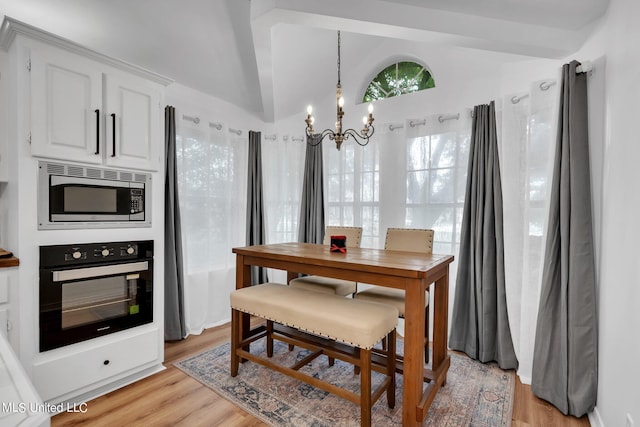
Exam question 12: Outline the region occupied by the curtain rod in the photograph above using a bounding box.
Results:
[438,113,460,123]
[182,114,200,124]
[264,134,277,141]
[292,136,304,142]
[229,128,242,136]
[576,60,593,74]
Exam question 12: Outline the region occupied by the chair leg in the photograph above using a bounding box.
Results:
[424,305,430,364]
[386,329,396,409]
[230,309,240,377]
[266,320,274,357]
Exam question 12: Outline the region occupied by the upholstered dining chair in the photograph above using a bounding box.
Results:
[289,226,363,297]
[354,227,434,363]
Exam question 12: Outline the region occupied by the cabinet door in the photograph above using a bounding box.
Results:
[0,51,8,181]
[105,73,161,171]
[30,47,103,164]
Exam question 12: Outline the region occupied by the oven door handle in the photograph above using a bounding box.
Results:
[52,261,149,282]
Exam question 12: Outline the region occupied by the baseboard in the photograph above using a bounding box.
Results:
[588,407,604,427]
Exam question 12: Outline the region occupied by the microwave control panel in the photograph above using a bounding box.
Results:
[130,189,144,214]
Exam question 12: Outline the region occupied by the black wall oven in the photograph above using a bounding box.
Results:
[39,240,153,352]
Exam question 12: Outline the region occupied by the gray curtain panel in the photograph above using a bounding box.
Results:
[246,130,269,285]
[164,106,186,341]
[531,60,598,417]
[449,101,518,370]
[298,135,325,244]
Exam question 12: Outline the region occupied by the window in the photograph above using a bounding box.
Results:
[176,126,247,272]
[325,142,381,249]
[263,137,306,244]
[405,119,470,255]
[363,61,435,103]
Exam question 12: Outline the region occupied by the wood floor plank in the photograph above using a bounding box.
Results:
[52,322,590,426]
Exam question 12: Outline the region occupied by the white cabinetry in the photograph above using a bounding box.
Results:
[33,326,159,401]
[0,17,168,408]
[29,46,102,165]
[0,50,8,181]
[29,44,164,171]
[103,72,161,170]
[0,269,12,340]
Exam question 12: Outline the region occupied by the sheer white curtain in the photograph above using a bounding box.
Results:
[500,79,559,383]
[404,114,471,255]
[404,114,472,327]
[324,139,382,248]
[176,120,247,335]
[263,136,306,282]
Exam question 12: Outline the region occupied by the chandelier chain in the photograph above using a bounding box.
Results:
[337,31,341,86]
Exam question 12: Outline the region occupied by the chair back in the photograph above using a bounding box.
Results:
[384,228,434,254]
[323,226,363,248]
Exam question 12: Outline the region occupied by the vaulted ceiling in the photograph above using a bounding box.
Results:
[0,0,609,122]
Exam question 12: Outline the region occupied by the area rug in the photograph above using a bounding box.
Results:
[175,339,514,426]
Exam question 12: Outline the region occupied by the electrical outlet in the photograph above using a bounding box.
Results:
[626,413,634,427]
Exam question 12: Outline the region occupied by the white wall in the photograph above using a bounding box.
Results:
[581,0,640,425]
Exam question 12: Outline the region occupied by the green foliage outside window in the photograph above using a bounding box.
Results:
[363,61,435,102]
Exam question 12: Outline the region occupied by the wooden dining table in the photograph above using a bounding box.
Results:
[232,242,454,426]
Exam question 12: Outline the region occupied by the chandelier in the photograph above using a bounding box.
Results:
[304,31,375,151]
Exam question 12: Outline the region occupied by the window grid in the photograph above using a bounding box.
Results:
[405,132,469,254]
[326,144,381,249]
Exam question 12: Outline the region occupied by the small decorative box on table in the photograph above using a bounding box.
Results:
[330,235,347,253]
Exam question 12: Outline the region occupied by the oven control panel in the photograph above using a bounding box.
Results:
[40,240,153,267]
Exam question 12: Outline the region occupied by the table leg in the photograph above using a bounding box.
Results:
[403,278,426,426]
[432,267,449,377]
[236,254,252,353]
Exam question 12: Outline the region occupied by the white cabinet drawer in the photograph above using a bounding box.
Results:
[33,327,159,400]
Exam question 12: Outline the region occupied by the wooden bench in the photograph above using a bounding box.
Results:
[230,283,399,427]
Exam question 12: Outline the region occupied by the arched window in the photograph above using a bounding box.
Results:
[363,61,435,102]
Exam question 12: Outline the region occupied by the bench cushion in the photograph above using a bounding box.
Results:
[230,283,398,349]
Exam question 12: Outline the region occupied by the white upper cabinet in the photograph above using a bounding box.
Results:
[104,72,162,170]
[29,45,164,171]
[0,17,173,172]
[30,46,103,165]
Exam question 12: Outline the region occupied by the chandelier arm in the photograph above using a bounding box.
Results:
[343,126,375,146]
[305,128,340,145]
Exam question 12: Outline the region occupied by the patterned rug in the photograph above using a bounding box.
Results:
[175,339,514,426]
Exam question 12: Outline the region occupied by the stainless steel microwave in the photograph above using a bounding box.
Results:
[38,161,151,229]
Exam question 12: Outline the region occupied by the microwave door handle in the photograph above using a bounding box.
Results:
[111,113,116,157]
[95,109,100,155]
[52,261,148,282]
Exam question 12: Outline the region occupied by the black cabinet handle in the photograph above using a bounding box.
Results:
[94,109,100,155]
[111,113,116,157]
[103,360,110,365]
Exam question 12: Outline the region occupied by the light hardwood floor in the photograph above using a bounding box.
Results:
[52,323,590,426]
